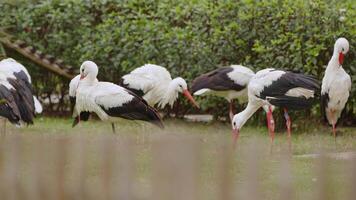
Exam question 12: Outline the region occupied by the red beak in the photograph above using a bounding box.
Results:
[80,74,85,80]
[339,52,344,65]
[183,89,200,108]
[232,128,240,148]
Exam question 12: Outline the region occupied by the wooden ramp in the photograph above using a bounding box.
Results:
[0,29,76,79]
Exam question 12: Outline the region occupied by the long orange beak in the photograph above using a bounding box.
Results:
[80,74,85,80]
[232,128,240,148]
[183,89,199,108]
[339,52,344,65]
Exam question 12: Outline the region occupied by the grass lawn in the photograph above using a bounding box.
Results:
[2,117,356,200]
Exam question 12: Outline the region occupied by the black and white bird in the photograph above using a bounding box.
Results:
[120,64,199,109]
[69,74,97,127]
[321,38,351,138]
[0,58,42,126]
[231,68,320,144]
[190,65,255,120]
[74,61,164,132]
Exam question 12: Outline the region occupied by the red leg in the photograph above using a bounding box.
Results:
[283,108,292,138]
[229,100,234,122]
[283,108,292,152]
[266,106,275,144]
[330,111,336,138]
[332,120,336,138]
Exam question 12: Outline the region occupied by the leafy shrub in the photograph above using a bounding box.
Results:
[0,0,355,123]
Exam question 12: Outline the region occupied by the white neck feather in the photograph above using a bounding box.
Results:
[238,102,261,128]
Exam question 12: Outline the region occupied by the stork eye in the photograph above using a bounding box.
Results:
[233,122,236,126]
[342,48,345,52]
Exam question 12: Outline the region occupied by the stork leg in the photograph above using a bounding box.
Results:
[111,123,116,134]
[329,111,337,140]
[229,100,234,122]
[266,106,275,144]
[1,118,6,136]
[283,108,292,151]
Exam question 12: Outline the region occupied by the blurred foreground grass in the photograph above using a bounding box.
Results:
[1,117,355,200]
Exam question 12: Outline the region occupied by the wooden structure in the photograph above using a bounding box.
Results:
[0,29,76,79]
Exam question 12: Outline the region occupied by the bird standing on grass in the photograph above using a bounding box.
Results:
[74,61,164,133]
[120,64,199,109]
[231,68,320,146]
[321,38,351,138]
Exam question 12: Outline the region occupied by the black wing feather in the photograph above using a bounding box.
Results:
[191,67,246,93]
[7,71,35,124]
[100,90,164,129]
[0,85,21,124]
[260,72,320,109]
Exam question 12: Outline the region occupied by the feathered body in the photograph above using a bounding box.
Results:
[121,64,197,109]
[321,38,351,129]
[0,58,42,125]
[75,61,164,128]
[191,65,255,103]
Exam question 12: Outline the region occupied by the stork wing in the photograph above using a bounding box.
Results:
[94,82,135,109]
[121,73,156,93]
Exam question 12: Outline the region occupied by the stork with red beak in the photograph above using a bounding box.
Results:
[231,68,320,146]
[321,37,351,138]
[120,64,199,109]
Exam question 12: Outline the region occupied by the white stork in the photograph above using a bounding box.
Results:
[69,74,98,127]
[0,58,42,127]
[0,58,42,114]
[321,37,351,138]
[190,65,255,120]
[120,64,199,109]
[231,68,320,144]
[75,61,164,132]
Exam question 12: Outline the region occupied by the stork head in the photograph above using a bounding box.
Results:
[231,113,248,143]
[334,37,349,65]
[80,61,98,81]
[172,77,199,108]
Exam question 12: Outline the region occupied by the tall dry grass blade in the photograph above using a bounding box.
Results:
[0,133,5,200]
[216,140,234,200]
[239,138,264,200]
[151,136,200,200]
[2,135,21,200]
[113,139,135,200]
[278,150,293,200]
[25,136,41,200]
[99,136,116,200]
[314,151,333,200]
[347,156,356,200]
[53,137,69,200]
[66,136,88,200]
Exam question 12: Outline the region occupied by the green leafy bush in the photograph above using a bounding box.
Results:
[0,0,355,123]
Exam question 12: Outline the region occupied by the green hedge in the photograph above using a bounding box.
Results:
[0,0,355,122]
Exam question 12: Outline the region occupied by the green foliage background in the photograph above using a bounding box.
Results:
[0,0,355,122]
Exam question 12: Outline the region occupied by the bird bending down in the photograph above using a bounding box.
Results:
[190,65,255,121]
[74,61,164,133]
[231,68,320,146]
[321,38,351,138]
[120,64,199,109]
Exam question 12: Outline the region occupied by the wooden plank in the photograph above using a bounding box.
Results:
[0,37,74,79]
